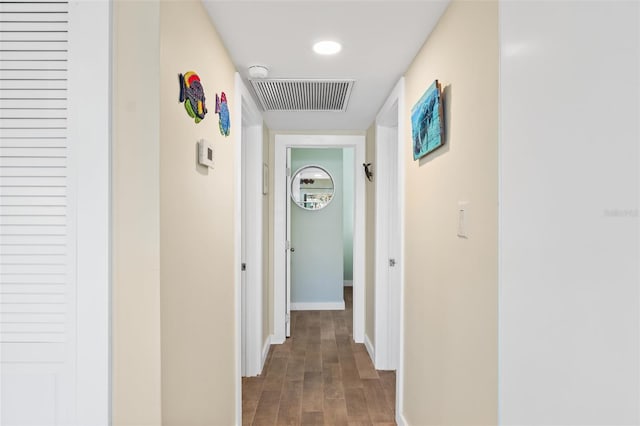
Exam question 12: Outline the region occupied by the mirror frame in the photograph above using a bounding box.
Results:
[290,164,335,211]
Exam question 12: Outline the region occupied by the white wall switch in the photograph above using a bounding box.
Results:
[457,201,469,238]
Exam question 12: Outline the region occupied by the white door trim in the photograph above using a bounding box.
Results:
[70,1,111,423]
[374,77,406,421]
[234,73,264,423]
[273,135,366,344]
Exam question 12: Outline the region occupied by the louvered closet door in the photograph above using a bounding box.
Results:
[0,1,75,424]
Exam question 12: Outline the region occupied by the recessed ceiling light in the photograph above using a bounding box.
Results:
[313,40,342,55]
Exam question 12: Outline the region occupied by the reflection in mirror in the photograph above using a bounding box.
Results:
[291,165,335,210]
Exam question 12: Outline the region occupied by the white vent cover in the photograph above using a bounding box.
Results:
[250,79,354,112]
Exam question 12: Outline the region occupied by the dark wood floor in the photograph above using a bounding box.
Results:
[242,287,396,425]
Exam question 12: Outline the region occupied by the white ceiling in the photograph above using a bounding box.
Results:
[203,1,450,131]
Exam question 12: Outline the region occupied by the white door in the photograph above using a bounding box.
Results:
[236,76,264,378]
[386,125,401,370]
[0,1,110,424]
[375,94,403,371]
[241,128,248,375]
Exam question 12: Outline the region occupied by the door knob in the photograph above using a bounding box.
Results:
[290,247,295,252]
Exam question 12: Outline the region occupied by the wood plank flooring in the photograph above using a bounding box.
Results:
[242,288,396,426]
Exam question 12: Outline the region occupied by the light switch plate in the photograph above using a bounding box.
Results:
[457,201,469,238]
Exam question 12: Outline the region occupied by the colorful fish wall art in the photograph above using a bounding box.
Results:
[178,71,207,123]
[215,92,231,137]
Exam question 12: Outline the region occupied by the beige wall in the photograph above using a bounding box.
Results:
[364,124,376,345]
[112,1,162,424]
[402,1,498,424]
[159,1,237,424]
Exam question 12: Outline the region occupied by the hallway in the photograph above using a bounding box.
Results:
[242,288,396,425]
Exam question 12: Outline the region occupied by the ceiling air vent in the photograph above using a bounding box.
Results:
[250,79,354,112]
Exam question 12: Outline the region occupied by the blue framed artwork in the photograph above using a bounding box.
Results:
[411,80,444,160]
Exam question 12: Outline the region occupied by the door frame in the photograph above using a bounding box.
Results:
[273,134,366,344]
[234,73,264,421]
[374,78,406,420]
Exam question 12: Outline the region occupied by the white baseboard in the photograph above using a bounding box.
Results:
[343,280,353,287]
[270,335,286,345]
[261,335,271,372]
[396,412,408,426]
[290,301,345,311]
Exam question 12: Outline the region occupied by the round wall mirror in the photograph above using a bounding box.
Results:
[291,165,335,211]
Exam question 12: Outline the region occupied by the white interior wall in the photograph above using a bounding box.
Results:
[499,1,640,424]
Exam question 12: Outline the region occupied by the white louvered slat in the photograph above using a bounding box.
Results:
[0,146,65,155]
[0,271,65,283]
[0,311,63,321]
[0,207,65,217]
[0,185,66,196]
[0,174,65,184]
[1,226,66,236]
[1,322,65,333]
[0,196,66,206]
[0,156,66,167]
[1,127,66,138]
[0,76,66,89]
[0,1,68,12]
[0,302,65,314]
[0,40,67,51]
[0,50,67,61]
[0,215,65,226]
[0,21,67,32]
[0,69,67,80]
[0,109,67,120]
[0,98,67,110]
[0,244,65,255]
[0,165,66,176]
[0,253,64,263]
[0,0,70,357]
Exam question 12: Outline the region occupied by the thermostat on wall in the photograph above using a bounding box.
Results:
[197,139,214,169]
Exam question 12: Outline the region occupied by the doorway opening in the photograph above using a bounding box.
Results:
[273,135,366,345]
[374,77,405,421]
[236,72,265,388]
[287,148,354,317]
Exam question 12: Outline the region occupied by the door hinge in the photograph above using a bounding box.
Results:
[286,167,291,177]
[389,258,396,267]
[241,263,247,271]
[285,240,290,250]
[285,313,290,323]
